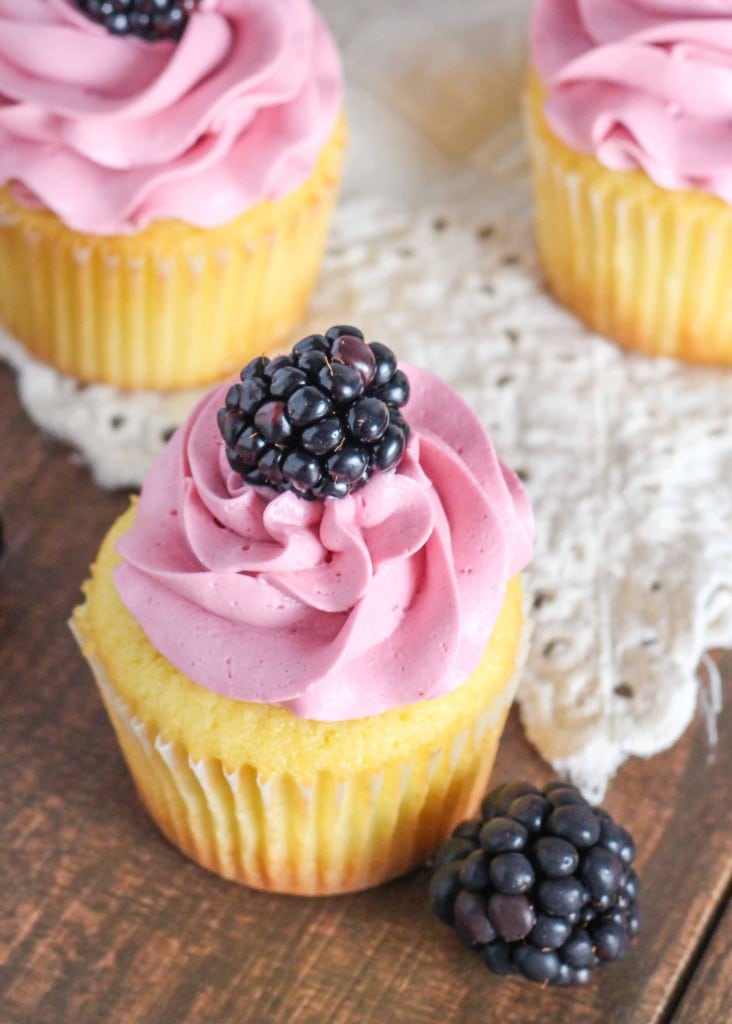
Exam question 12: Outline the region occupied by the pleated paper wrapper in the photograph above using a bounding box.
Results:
[527,77,732,365]
[75,626,524,897]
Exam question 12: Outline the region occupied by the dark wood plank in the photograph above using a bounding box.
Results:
[670,897,732,1024]
[1,362,730,1024]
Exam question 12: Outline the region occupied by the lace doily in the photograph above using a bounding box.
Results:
[0,329,207,491]
[2,196,730,798]
[309,199,731,799]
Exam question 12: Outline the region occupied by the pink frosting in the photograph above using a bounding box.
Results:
[0,0,342,234]
[532,0,732,200]
[113,364,533,721]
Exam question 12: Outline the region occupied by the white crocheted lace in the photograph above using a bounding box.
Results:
[0,329,207,491]
[2,196,729,798]
[311,199,731,799]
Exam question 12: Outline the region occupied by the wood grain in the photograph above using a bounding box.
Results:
[1,362,730,1024]
[670,897,732,1024]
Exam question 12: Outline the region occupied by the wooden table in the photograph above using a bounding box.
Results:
[1,361,730,1023]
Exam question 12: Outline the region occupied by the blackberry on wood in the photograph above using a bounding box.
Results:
[429,780,640,986]
[218,327,410,500]
[75,1,200,42]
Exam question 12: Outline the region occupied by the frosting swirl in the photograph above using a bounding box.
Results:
[114,364,533,721]
[532,0,732,200]
[0,0,341,234]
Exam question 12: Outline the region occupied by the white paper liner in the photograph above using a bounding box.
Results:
[71,618,523,894]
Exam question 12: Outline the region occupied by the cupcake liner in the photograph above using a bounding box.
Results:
[0,118,346,391]
[74,625,522,896]
[526,78,732,364]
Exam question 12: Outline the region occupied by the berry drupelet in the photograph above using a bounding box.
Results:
[218,327,411,501]
[429,780,640,986]
[75,1,200,42]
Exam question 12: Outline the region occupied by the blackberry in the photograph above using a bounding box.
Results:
[218,327,410,500]
[75,1,200,42]
[429,780,640,986]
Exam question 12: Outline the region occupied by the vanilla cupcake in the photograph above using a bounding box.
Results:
[0,0,344,389]
[528,0,732,363]
[72,327,533,894]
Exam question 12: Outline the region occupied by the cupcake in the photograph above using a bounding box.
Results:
[0,0,344,390]
[528,0,732,364]
[72,327,533,895]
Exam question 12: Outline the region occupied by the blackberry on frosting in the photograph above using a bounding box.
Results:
[218,327,411,500]
[75,1,200,42]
